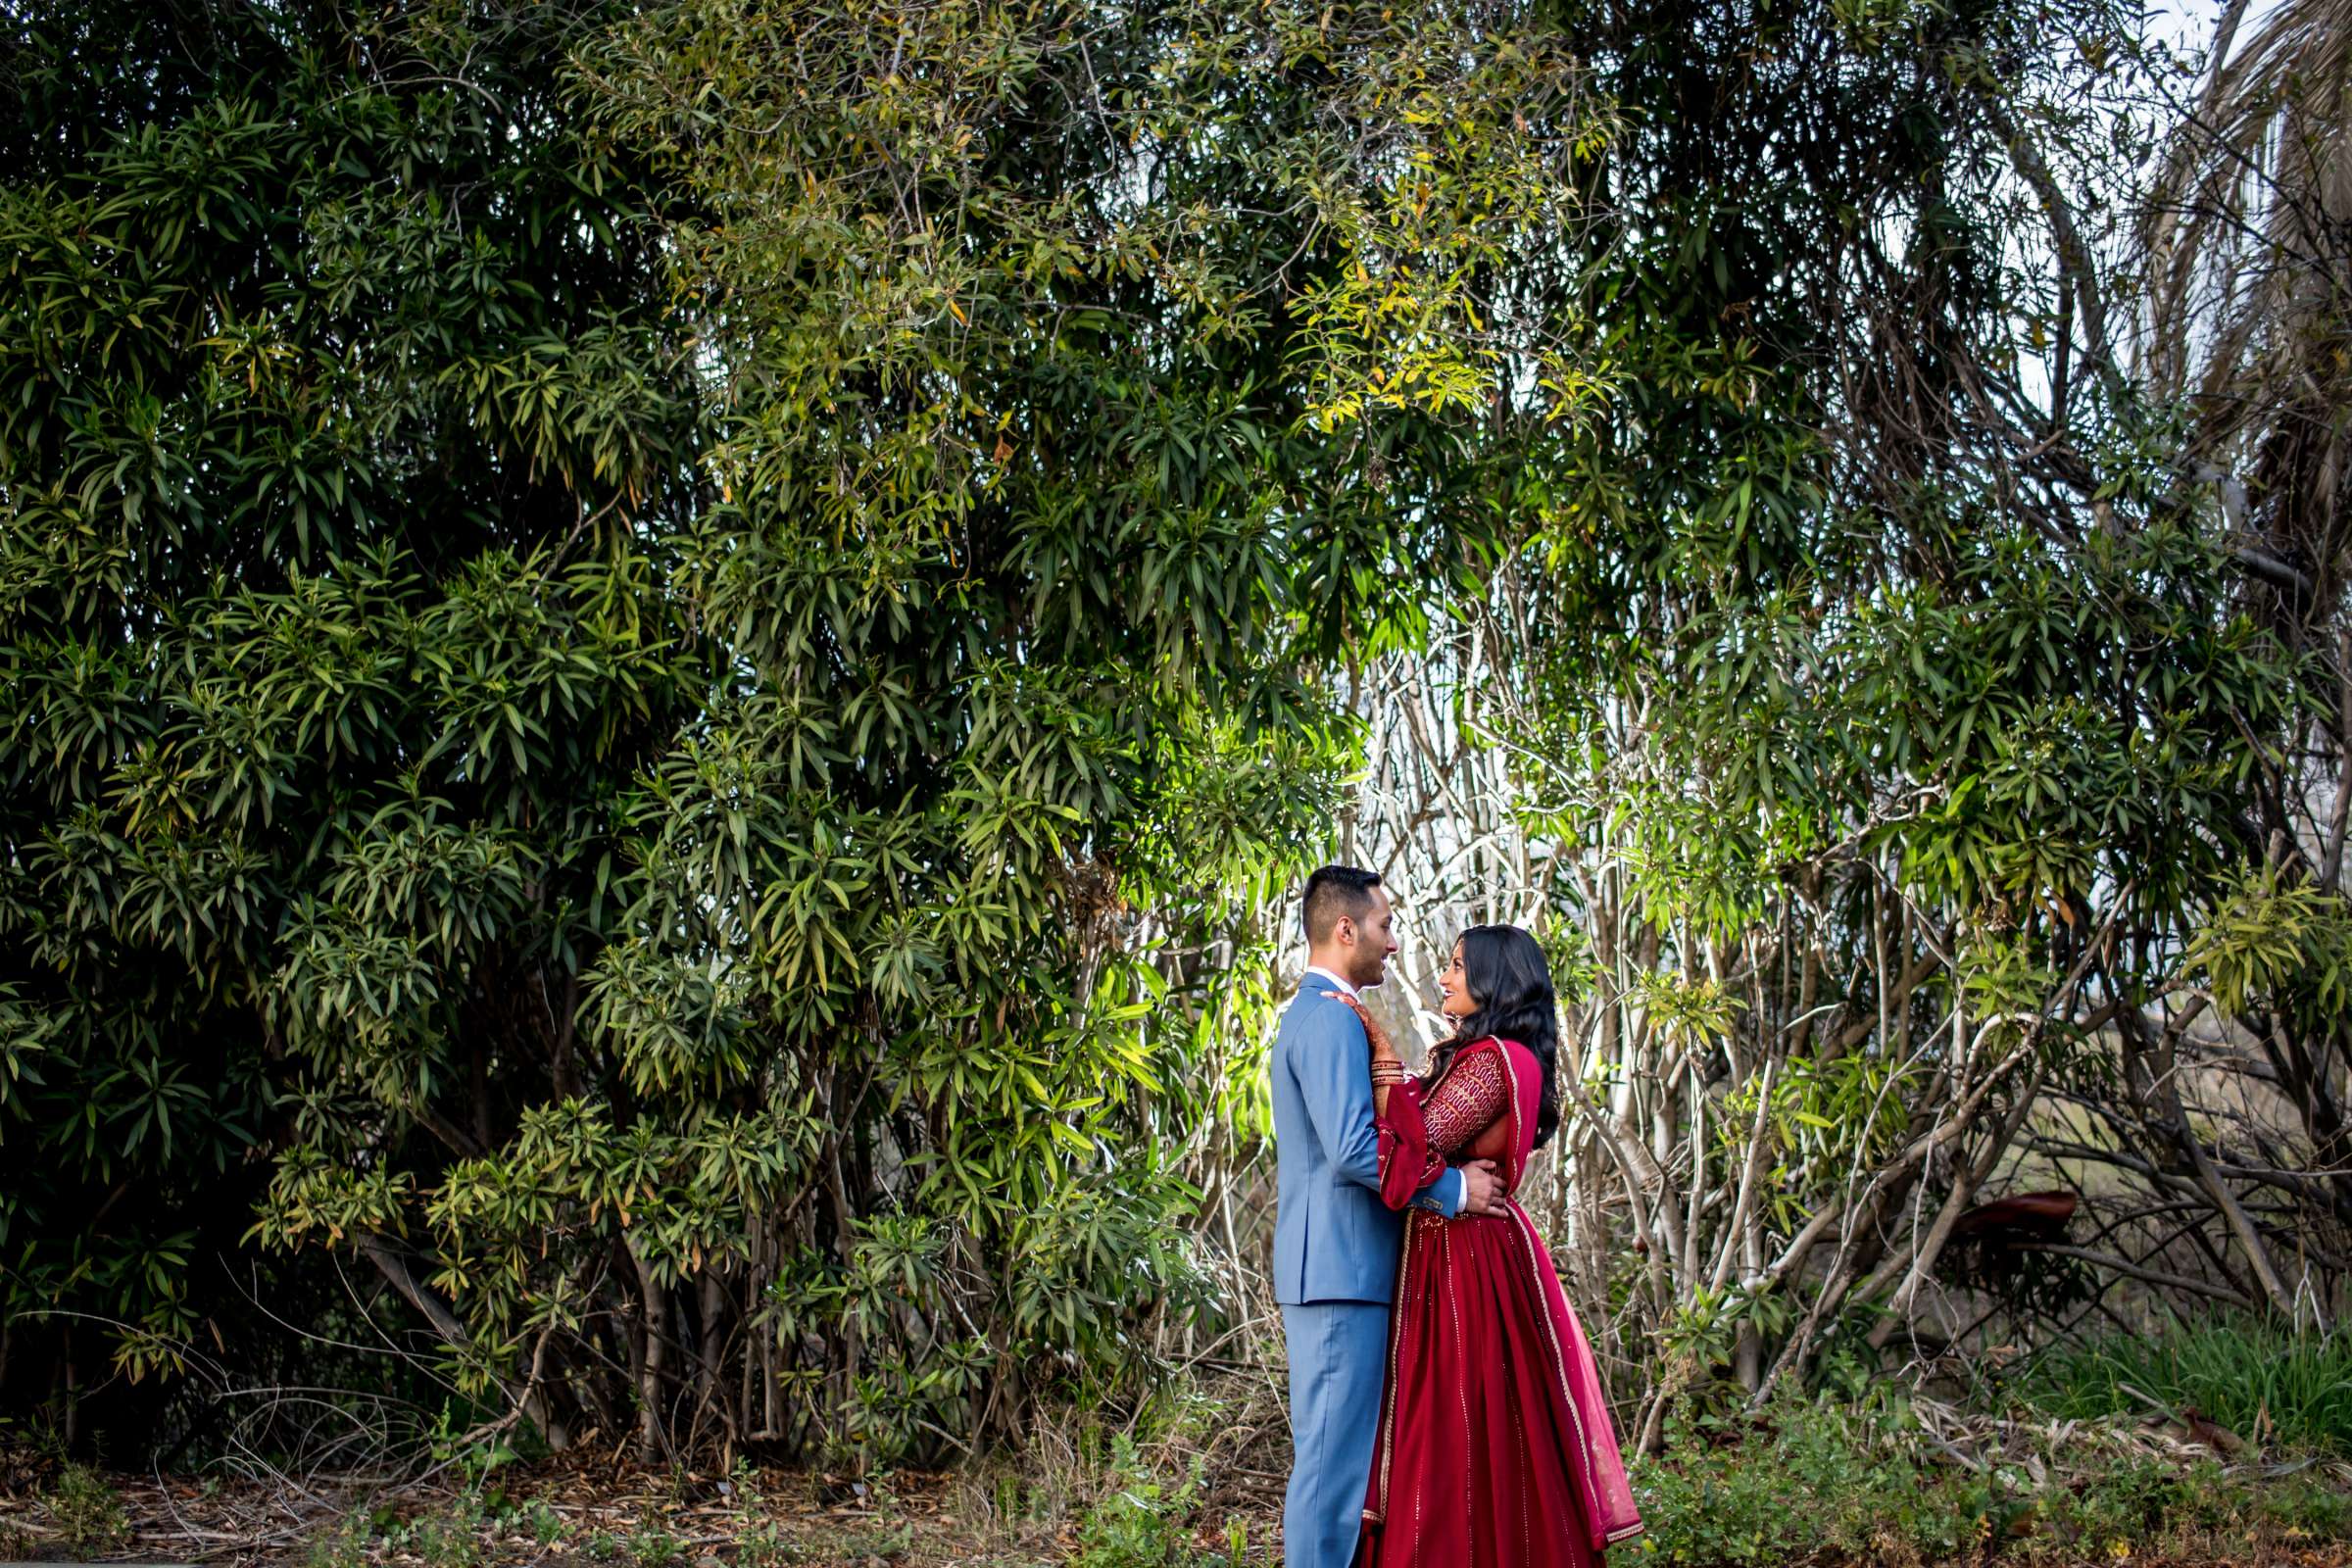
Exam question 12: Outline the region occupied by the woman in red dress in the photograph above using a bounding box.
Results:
[1326,924,1642,1568]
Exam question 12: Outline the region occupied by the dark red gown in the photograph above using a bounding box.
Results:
[1357,1037,1643,1568]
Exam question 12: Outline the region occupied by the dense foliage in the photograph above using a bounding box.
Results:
[3,0,2342,1476]
[0,0,706,1445]
[0,0,1603,1460]
[1335,0,2341,1444]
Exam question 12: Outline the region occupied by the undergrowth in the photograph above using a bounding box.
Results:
[45,1462,130,1556]
[13,1361,2351,1567]
[1632,1388,2352,1567]
[2014,1314,2352,1455]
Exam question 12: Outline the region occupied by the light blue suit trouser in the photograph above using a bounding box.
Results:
[1281,1300,1388,1568]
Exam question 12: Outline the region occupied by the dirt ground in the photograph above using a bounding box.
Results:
[0,1449,1275,1568]
[3,1447,2349,1567]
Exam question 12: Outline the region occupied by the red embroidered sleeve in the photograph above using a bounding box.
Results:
[1375,1045,1511,1210]
[1423,1049,1510,1159]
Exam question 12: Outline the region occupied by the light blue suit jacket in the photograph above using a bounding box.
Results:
[1271,983,1464,1304]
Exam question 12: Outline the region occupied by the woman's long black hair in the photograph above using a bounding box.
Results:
[1427,924,1561,1150]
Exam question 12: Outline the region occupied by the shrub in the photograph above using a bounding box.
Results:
[525,1500,566,1545]
[45,1463,130,1557]
[405,1493,485,1568]
[305,1512,373,1568]
[1635,1396,1976,1565]
[1070,1433,1213,1568]
[629,1527,682,1568]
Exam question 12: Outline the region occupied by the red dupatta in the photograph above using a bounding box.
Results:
[1369,1037,1644,1554]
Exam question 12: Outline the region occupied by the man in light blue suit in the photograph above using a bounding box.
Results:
[1274,865,1500,1568]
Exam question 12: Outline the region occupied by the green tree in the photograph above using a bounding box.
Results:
[1,0,1608,1460]
[0,0,704,1446]
[1337,0,2330,1437]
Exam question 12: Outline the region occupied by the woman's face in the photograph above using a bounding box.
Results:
[1438,941,1476,1019]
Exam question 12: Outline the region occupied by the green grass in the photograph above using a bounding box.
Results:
[2015,1314,2352,1454]
[1630,1389,2352,1566]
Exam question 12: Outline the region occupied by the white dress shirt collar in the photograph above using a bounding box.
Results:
[1302,963,1360,1002]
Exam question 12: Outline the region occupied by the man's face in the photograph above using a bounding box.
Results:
[1340,887,1399,990]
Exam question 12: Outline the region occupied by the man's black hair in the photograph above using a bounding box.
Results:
[1302,864,1383,944]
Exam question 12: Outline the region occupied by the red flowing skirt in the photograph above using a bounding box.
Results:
[1358,1203,1603,1568]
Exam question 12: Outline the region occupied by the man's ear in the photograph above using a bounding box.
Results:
[1333,915,1354,948]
